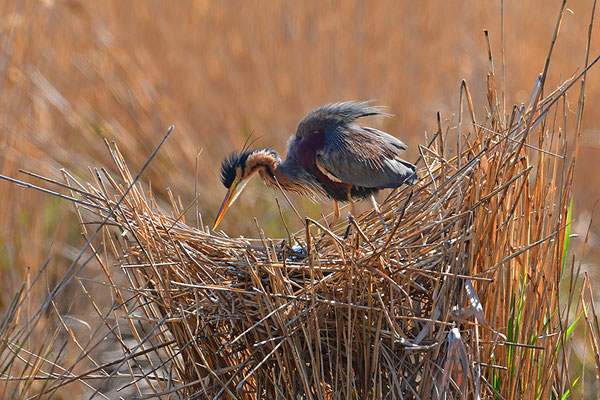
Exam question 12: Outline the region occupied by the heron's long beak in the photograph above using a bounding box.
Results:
[213,180,248,230]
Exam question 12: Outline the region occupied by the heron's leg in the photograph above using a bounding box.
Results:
[331,200,340,228]
[371,195,388,232]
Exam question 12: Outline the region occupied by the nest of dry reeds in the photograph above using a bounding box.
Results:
[3,21,600,400]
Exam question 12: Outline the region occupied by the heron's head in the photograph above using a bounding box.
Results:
[213,148,280,229]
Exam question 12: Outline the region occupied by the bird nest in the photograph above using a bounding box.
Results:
[14,74,575,399]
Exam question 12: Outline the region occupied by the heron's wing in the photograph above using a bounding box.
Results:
[317,126,417,189]
[294,101,388,140]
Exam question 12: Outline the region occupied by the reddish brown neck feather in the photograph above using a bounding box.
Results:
[246,152,305,192]
[245,152,278,173]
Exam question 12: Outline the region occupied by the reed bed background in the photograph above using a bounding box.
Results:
[0,3,600,399]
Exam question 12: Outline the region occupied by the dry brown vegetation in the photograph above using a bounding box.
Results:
[2,0,600,399]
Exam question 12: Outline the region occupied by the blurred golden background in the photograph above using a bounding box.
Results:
[1,0,599,309]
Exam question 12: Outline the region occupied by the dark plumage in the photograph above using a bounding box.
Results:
[220,151,250,189]
[214,101,418,228]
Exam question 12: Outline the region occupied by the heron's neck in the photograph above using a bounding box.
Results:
[246,149,303,192]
